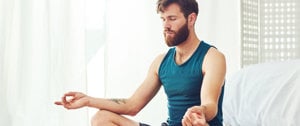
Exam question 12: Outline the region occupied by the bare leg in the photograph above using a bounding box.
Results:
[91,110,140,126]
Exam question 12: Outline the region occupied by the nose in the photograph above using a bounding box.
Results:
[163,20,171,30]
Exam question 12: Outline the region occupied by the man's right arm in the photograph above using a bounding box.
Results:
[86,53,166,116]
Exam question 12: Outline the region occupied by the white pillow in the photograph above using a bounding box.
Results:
[223,60,300,126]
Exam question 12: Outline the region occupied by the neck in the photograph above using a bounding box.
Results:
[174,33,200,65]
[175,33,200,57]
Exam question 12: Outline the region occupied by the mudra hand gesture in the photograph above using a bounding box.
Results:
[182,106,209,126]
[55,92,90,109]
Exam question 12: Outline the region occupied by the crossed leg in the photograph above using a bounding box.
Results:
[91,110,140,126]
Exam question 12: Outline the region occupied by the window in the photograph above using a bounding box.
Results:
[241,0,300,67]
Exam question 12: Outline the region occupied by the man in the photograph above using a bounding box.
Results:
[55,0,226,126]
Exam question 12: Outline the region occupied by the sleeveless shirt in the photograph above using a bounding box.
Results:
[158,41,224,126]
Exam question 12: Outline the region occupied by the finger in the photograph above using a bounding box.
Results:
[182,114,193,126]
[187,107,202,116]
[184,112,200,126]
[63,103,71,109]
[189,106,201,112]
[65,92,80,102]
[186,110,196,122]
[192,112,207,126]
[192,111,204,118]
[192,118,206,126]
[192,110,204,115]
[181,119,185,126]
[192,112,200,119]
[191,113,200,124]
[182,118,188,126]
[184,121,192,126]
[54,101,63,105]
[182,115,187,126]
[185,110,198,125]
[61,96,68,104]
[62,92,76,102]
[64,91,78,97]
[185,108,193,118]
[54,100,71,109]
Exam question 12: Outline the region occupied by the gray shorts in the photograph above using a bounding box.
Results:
[139,122,150,126]
[139,122,168,126]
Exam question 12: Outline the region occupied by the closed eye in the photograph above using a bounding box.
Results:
[160,16,177,22]
[169,16,176,21]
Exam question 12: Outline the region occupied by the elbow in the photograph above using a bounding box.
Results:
[125,98,145,116]
[127,106,141,116]
[128,111,138,116]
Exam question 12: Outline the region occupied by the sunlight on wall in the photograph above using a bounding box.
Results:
[85,0,106,124]
[87,47,105,125]
[104,1,168,125]
[85,0,105,30]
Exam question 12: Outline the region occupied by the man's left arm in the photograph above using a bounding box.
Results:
[182,48,226,126]
[200,47,226,121]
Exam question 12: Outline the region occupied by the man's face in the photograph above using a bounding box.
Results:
[160,3,190,47]
[164,21,189,47]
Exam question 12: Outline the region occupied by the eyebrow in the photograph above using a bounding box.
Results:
[160,15,177,19]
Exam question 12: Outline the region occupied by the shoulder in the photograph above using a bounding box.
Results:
[153,53,167,68]
[150,53,167,74]
[206,47,225,61]
[203,47,226,73]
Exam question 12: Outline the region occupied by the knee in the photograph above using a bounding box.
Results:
[91,110,112,126]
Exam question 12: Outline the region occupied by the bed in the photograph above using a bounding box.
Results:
[223,59,300,126]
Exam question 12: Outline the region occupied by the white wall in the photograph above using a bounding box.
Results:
[197,0,241,76]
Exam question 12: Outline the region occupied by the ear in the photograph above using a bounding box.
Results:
[188,13,197,26]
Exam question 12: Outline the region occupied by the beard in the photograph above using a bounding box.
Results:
[164,22,189,47]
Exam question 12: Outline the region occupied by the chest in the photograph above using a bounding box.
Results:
[159,63,204,97]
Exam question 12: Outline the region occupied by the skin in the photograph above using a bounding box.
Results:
[55,3,226,126]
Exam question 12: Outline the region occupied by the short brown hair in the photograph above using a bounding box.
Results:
[156,0,199,18]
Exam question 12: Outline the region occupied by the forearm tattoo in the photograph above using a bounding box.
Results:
[109,98,126,104]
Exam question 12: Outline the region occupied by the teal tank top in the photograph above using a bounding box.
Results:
[158,41,224,126]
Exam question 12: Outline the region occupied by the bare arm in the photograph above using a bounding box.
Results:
[200,47,226,121]
[55,54,165,116]
[182,48,226,126]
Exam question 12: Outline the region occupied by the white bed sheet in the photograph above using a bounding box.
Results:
[223,60,300,126]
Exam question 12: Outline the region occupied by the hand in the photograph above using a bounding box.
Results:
[54,92,90,109]
[182,106,208,126]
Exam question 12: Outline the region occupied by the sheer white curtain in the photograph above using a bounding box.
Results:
[0,0,88,126]
[104,0,167,125]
